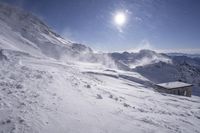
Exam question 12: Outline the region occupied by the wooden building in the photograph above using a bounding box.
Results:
[156,81,192,97]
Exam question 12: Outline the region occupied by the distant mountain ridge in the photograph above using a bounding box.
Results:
[109,49,171,69]
[109,50,200,96]
[167,53,200,58]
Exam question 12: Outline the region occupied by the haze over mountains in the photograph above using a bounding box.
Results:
[0,3,200,133]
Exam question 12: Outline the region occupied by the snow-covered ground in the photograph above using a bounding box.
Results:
[0,52,200,133]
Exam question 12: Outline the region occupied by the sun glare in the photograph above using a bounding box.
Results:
[114,12,126,26]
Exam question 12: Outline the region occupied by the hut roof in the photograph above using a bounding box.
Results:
[156,81,192,90]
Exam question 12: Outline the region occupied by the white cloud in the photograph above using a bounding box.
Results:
[155,48,200,54]
[61,27,74,42]
[135,17,142,22]
[138,39,152,49]
[128,39,154,52]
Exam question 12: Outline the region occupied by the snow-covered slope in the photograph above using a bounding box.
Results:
[0,2,116,66]
[0,3,200,133]
[1,49,200,133]
[134,56,200,96]
[0,3,94,60]
[110,50,200,96]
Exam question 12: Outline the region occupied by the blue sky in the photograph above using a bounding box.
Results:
[1,0,200,53]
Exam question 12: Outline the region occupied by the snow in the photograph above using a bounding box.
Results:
[157,81,192,89]
[0,2,200,133]
[111,50,200,96]
[1,54,200,133]
[110,50,172,69]
[134,60,200,96]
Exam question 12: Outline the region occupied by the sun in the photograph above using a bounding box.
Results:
[114,12,126,26]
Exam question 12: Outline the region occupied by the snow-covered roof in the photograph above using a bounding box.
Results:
[156,81,192,89]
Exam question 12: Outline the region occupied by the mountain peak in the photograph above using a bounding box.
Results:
[0,3,94,60]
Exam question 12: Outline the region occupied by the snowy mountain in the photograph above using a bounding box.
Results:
[0,3,96,60]
[0,3,115,67]
[110,50,171,69]
[110,50,200,96]
[0,3,200,133]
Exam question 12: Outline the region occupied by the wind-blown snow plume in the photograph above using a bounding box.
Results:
[110,49,172,69]
[129,50,172,68]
